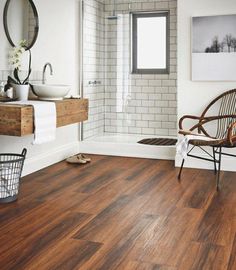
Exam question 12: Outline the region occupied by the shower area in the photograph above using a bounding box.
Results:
[80,0,177,159]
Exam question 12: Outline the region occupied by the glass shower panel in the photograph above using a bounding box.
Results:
[105,14,134,134]
[82,0,177,139]
[82,0,105,139]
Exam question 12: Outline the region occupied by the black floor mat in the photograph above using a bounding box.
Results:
[137,138,177,146]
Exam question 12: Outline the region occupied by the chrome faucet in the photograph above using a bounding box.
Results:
[42,63,53,84]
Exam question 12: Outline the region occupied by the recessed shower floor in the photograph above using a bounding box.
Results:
[80,133,177,160]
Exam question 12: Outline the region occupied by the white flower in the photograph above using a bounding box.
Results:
[8,40,31,84]
[19,40,27,48]
[9,40,26,70]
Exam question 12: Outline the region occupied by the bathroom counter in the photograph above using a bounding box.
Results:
[0,98,88,136]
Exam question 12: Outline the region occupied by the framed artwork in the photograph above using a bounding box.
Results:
[192,14,236,81]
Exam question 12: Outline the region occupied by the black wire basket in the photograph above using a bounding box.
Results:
[0,148,27,203]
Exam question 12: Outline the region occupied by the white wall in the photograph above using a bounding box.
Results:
[0,0,81,175]
[177,0,236,171]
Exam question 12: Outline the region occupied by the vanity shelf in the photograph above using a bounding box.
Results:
[0,99,88,136]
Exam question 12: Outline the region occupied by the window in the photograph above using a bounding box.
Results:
[132,12,169,74]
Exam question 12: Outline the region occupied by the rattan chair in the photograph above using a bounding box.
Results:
[178,89,236,190]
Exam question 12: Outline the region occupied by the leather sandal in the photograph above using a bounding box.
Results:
[77,154,91,162]
[66,155,87,164]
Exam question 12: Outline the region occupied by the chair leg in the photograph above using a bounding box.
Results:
[213,147,217,174]
[178,159,185,181]
[216,147,222,191]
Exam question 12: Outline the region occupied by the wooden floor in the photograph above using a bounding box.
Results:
[0,155,235,270]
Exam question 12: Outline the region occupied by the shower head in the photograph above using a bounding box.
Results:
[107,15,119,20]
[107,0,119,20]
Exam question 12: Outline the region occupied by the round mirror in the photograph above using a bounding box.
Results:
[3,0,39,50]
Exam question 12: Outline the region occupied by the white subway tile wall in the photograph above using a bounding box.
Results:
[83,0,106,139]
[83,0,177,139]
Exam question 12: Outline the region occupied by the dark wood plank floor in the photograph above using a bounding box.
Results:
[0,155,235,270]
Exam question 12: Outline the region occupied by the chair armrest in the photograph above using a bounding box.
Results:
[179,129,193,135]
[227,121,236,145]
[179,115,217,134]
[179,114,236,130]
[178,115,202,130]
[179,114,236,138]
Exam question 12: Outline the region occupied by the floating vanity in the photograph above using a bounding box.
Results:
[0,99,88,136]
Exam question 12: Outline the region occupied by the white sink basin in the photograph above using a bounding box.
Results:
[32,84,70,100]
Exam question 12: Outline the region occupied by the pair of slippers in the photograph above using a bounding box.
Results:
[66,154,91,164]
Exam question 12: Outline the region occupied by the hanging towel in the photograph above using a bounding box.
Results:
[176,134,217,159]
[8,100,56,145]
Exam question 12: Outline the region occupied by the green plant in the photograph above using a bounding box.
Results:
[8,40,32,85]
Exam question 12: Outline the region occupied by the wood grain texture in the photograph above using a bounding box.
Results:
[119,260,177,270]
[28,239,102,270]
[178,242,229,270]
[227,233,236,270]
[0,98,88,136]
[0,155,235,270]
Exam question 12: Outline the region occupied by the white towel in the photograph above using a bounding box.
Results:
[176,134,217,159]
[8,101,56,145]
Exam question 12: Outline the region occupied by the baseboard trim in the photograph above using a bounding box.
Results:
[22,141,80,176]
[80,141,176,160]
[22,142,236,175]
[175,153,236,172]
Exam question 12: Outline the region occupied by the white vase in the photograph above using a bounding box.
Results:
[13,84,30,101]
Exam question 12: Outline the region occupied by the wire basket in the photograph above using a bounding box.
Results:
[0,148,27,203]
